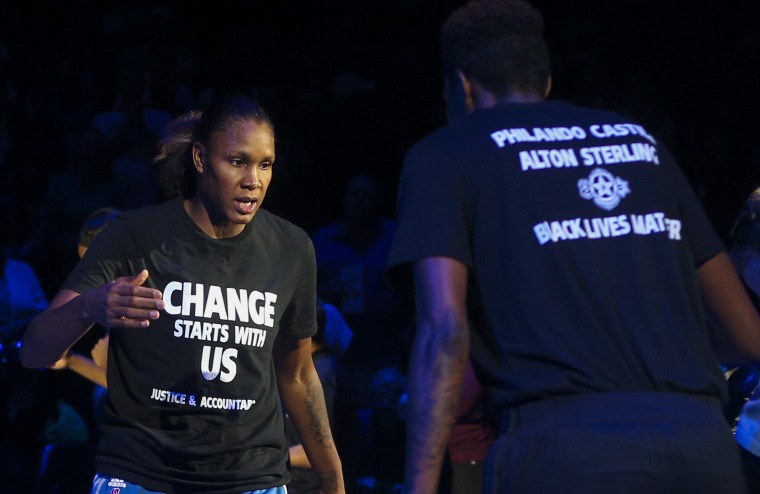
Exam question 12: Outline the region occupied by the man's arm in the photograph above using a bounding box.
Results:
[405,256,470,494]
[91,335,109,373]
[20,270,163,369]
[273,336,345,494]
[699,251,760,363]
[49,351,108,388]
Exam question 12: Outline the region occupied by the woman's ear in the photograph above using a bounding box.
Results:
[192,142,205,174]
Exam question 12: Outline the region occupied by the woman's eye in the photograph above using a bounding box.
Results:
[231,159,245,167]
[260,161,273,170]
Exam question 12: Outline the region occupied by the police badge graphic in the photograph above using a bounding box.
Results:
[578,168,630,210]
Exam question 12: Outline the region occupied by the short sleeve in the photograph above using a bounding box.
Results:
[278,236,318,340]
[62,217,134,294]
[667,149,725,265]
[386,139,473,289]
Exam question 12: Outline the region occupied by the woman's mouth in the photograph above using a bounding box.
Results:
[235,197,258,215]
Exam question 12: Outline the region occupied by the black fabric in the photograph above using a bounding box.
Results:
[387,100,727,411]
[484,392,746,494]
[63,198,317,493]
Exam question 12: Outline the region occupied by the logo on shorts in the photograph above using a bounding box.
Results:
[577,168,630,210]
[108,478,127,488]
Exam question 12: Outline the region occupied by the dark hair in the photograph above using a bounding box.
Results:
[730,187,760,271]
[441,0,551,97]
[154,93,273,199]
[78,207,122,248]
[732,188,760,247]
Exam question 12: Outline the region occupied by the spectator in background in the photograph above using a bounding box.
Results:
[321,299,353,360]
[352,366,407,493]
[75,207,122,260]
[0,236,49,427]
[311,174,412,401]
[0,197,50,491]
[50,207,121,426]
[311,173,413,485]
[36,126,118,293]
[0,247,48,345]
[111,125,160,209]
[728,187,760,493]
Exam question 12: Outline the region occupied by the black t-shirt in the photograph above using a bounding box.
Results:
[387,101,727,411]
[64,198,317,493]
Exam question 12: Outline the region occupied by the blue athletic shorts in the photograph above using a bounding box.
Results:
[91,473,288,494]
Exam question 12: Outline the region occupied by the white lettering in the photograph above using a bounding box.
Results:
[589,123,656,143]
[182,282,204,317]
[580,143,659,166]
[227,288,249,323]
[203,285,228,319]
[150,388,187,404]
[199,396,255,410]
[532,215,638,244]
[520,148,579,171]
[200,346,238,381]
[666,219,682,239]
[173,319,229,342]
[164,281,183,315]
[630,213,683,240]
[491,126,587,147]
[534,222,551,245]
[234,325,267,347]
[161,282,278,326]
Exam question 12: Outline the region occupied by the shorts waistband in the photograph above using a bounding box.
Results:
[498,392,723,435]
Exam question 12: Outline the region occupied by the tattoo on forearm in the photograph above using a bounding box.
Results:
[318,470,339,492]
[407,323,470,486]
[305,376,335,449]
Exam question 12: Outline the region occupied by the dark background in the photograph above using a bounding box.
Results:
[2,0,760,299]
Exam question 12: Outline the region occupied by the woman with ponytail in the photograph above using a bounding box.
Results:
[21,93,345,494]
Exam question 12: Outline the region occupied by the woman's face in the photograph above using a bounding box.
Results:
[192,118,275,237]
